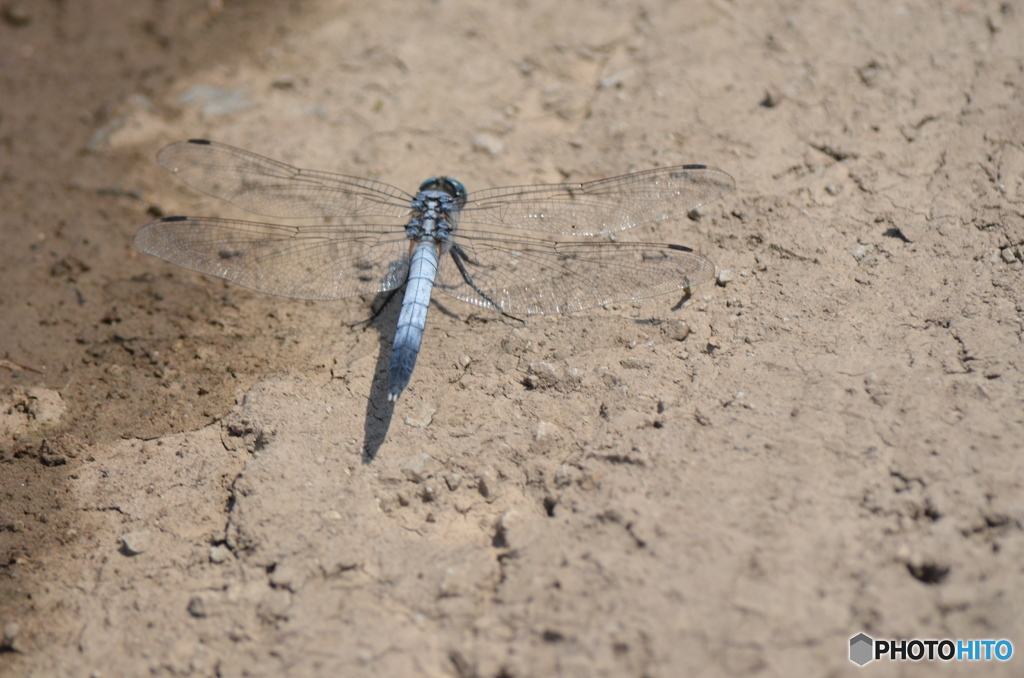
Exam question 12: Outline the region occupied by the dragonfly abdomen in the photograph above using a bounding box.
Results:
[388,240,440,402]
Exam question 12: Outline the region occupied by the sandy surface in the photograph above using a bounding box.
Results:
[2,0,1023,676]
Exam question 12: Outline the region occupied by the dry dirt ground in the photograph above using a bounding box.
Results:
[2,0,1023,676]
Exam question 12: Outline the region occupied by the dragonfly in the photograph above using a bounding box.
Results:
[135,139,734,401]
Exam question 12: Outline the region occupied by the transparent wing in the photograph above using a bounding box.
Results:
[135,216,411,301]
[435,230,716,315]
[157,139,415,219]
[460,165,734,236]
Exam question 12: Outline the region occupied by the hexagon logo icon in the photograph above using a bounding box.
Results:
[850,633,874,666]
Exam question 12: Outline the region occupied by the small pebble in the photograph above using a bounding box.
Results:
[270,75,298,90]
[716,269,733,287]
[178,84,253,116]
[403,404,436,429]
[533,421,557,440]
[2,621,21,651]
[187,595,208,618]
[599,69,632,89]
[119,530,151,556]
[477,471,493,498]
[759,89,781,108]
[209,545,231,564]
[553,465,572,488]
[445,473,462,491]
[671,320,691,342]
[472,133,504,157]
[1000,247,1017,264]
[3,4,30,27]
[851,243,873,261]
[402,467,426,483]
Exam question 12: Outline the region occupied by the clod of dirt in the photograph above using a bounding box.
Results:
[524,362,560,390]
[1,388,67,449]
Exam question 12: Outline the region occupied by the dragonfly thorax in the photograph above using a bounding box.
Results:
[406,188,463,243]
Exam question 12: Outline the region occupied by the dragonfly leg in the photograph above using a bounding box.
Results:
[348,285,404,329]
[449,245,522,321]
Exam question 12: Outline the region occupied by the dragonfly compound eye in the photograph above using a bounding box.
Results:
[419,177,466,200]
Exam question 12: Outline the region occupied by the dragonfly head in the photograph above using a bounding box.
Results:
[419,177,467,204]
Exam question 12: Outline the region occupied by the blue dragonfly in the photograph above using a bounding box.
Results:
[135,140,734,401]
